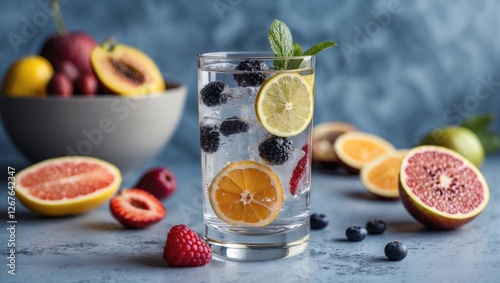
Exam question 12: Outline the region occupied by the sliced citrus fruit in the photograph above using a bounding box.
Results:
[15,156,122,217]
[333,131,396,173]
[208,160,284,226]
[360,149,408,199]
[312,121,357,166]
[302,73,315,93]
[255,73,313,137]
[399,145,489,229]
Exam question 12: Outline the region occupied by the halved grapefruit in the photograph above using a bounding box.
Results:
[399,145,490,229]
[15,156,122,217]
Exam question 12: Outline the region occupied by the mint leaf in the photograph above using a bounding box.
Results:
[268,19,336,70]
[292,43,303,56]
[286,43,304,70]
[268,19,293,57]
[303,41,336,56]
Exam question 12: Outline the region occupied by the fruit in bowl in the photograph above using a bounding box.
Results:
[2,0,165,99]
[0,0,185,173]
[91,38,165,96]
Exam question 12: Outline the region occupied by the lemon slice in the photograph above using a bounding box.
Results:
[255,73,314,137]
[302,73,315,93]
[208,160,284,226]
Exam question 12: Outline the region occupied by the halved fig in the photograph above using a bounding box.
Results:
[399,145,489,229]
[91,38,165,96]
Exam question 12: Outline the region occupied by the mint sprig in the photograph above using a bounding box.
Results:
[268,19,336,70]
[461,114,500,155]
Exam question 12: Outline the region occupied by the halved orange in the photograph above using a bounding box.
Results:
[208,160,284,226]
[15,156,122,216]
[360,150,408,199]
[334,131,396,173]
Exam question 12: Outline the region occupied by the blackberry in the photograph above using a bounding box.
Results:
[345,226,367,242]
[384,241,408,261]
[258,135,294,166]
[200,81,228,107]
[220,116,249,136]
[366,219,387,235]
[310,213,329,230]
[233,60,269,87]
[200,125,220,153]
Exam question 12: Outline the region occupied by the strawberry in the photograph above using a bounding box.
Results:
[163,224,212,267]
[109,188,166,228]
[289,144,309,195]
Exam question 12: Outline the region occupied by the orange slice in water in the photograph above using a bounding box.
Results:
[360,150,408,199]
[208,160,284,226]
[15,156,122,216]
[334,131,396,173]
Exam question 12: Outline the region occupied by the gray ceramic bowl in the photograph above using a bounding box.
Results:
[0,83,187,174]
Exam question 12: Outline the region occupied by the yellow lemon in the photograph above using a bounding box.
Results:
[2,55,54,97]
[255,73,314,137]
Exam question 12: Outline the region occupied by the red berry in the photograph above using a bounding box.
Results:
[289,144,309,195]
[135,166,177,200]
[163,224,212,267]
[47,73,73,97]
[109,188,166,228]
[74,73,98,96]
[54,60,80,82]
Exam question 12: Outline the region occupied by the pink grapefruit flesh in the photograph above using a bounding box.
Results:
[399,146,489,229]
[15,156,122,217]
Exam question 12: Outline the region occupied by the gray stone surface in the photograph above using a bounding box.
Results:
[1,155,499,283]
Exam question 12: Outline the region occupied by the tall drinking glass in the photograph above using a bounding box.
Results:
[198,52,315,261]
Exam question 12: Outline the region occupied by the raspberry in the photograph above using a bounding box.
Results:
[200,80,228,107]
[233,60,269,87]
[220,116,249,136]
[258,135,294,166]
[200,125,220,153]
[163,224,212,267]
[289,144,309,195]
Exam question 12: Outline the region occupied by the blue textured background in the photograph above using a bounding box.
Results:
[1,0,499,169]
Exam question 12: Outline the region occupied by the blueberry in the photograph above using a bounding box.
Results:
[345,226,367,242]
[200,80,228,107]
[384,241,408,261]
[310,213,329,230]
[220,116,249,136]
[366,219,386,235]
[233,60,269,87]
[258,135,294,166]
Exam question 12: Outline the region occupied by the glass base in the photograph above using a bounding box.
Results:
[204,222,310,261]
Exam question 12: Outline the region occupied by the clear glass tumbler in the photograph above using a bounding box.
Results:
[198,52,315,261]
